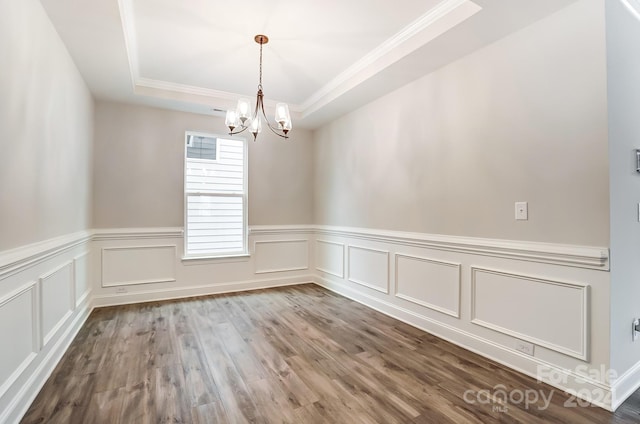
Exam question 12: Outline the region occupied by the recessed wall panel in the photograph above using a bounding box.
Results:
[74,252,90,306]
[40,262,74,346]
[348,246,389,293]
[395,254,460,317]
[102,245,177,287]
[471,267,589,360]
[316,240,345,278]
[0,284,37,397]
[254,240,309,274]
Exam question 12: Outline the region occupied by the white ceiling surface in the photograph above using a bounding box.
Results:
[40,0,579,129]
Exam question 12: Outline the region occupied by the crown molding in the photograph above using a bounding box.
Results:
[117,0,481,121]
[300,0,482,116]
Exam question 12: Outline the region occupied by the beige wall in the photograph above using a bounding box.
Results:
[0,0,94,251]
[92,101,314,228]
[313,0,609,246]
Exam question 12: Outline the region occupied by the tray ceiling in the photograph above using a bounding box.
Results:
[40,0,579,128]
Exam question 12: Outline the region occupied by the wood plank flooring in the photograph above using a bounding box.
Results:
[21,284,640,423]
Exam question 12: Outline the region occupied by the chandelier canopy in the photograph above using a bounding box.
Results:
[225,35,292,141]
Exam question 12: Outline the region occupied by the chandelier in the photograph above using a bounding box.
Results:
[225,35,292,141]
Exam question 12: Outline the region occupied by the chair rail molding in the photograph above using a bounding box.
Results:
[92,227,183,241]
[249,225,315,236]
[313,225,609,270]
[0,231,92,281]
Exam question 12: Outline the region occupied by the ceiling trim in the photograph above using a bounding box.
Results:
[300,0,482,117]
[135,78,304,112]
[118,0,139,91]
[117,0,481,120]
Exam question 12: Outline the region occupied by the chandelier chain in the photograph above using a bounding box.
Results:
[258,40,263,89]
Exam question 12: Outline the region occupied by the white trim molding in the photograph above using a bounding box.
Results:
[310,225,611,410]
[0,223,620,421]
[314,225,609,270]
[0,231,92,281]
[611,358,640,411]
[249,225,316,236]
[89,225,609,270]
[92,227,183,241]
[117,0,481,121]
[301,0,482,116]
[0,233,93,424]
[93,275,315,308]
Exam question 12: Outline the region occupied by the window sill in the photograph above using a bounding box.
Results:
[181,253,250,266]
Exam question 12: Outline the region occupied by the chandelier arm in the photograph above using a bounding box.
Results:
[254,90,263,121]
[264,122,289,138]
[259,95,289,139]
[228,125,249,136]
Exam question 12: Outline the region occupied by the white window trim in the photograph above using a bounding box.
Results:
[183,131,249,260]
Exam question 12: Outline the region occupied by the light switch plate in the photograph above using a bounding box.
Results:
[515,202,528,220]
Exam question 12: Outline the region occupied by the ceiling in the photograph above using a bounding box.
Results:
[39,0,579,129]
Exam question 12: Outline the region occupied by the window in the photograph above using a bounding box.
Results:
[184,131,247,258]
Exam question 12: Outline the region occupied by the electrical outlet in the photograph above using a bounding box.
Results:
[515,339,535,356]
[515,202,528,220]
[115,287,127,294]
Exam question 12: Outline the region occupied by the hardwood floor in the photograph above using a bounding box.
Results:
[21,284,640,423]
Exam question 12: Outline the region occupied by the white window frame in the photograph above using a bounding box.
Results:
[183,131,248,261]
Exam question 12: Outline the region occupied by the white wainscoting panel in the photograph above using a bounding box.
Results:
[0,282,37,399]
[347,245,389,293]
[73,252,90,307]
[101,245,177,287]
[254,240,309,274]
[40,262,74,347]
[0,232,93,424]
[395,254,461,317]
[316,240,345,278]
[471,267,589,360]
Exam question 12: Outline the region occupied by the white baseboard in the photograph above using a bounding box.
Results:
[92,275,315,308]
[0,294,93,424]
[313,276,615,411]
[611,358,640,411]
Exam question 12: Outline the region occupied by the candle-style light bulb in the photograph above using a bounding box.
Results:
[250,116,262,141]
[236,98,252,124]
[225,110,238,132]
